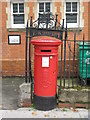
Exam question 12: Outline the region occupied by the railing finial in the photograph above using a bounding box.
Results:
[55,14,58,29]
[83,33,85,41]
[27,20,28,28]
[30,16,32,27]
[62,19,64,29]
[65,23,67,39]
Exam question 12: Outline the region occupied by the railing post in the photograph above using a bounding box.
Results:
[60,19,64,87]
[62,19,64,29]
[38,13,40,28]
[72,32,76,87]
[60,19,64,40]
[63,23,67,88]
[46,17,48,29]
[29,17,33,103]
[30,16,32,27]
[86,58,87,87]
[81,33,85,87]
[68,42,71,88]
[29,16,33,83]
[77,42,80,87]
[25,20,28,83]
[55,14,58,29]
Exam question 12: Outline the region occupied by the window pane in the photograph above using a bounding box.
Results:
[13,3,18,13]
[66,2,71,12]
[72,2,77,12]
[13,14,24,24]
[39,14,45,22]
[66,14,77,23]
[39,3,44,12]
[39,13,50,22]
[45,3,50,12]
[19,3,24,13]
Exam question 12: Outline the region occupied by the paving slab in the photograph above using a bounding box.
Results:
[2,77,24,110]
[77,109,89,118]
[1,108,88,119]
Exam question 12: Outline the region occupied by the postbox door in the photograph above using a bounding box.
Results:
[34,54,58,96]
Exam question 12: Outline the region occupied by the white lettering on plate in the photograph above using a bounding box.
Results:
[9,36,20,44]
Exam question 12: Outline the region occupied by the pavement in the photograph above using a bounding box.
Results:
[0,108,89,119]
[2,77,24,110]
[0,77,89,119]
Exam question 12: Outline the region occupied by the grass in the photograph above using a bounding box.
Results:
[31,78,90,97]
[62,108,68,112]
[57,77,90,90]
[29,103,36,110]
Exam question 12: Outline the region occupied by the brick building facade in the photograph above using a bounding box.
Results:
[1,0,89,77]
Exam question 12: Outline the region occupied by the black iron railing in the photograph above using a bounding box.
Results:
[59,34,90,89]
[25,13,65,84]
[25,13,90,102]
[25,13,66,102]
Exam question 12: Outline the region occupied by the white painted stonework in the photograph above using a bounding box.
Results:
[60,0,64,26]
[60,0,84,29]
[6,1,30,28]
[79,0,84,28]
[6,0,84,29]
[6,1,11,28]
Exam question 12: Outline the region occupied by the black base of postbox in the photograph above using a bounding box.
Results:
[33,94,57,111]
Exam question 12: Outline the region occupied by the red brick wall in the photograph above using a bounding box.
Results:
[2,2,89,77]
[0,1,2,77]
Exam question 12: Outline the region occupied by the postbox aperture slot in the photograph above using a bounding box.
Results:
[41,50,51,52]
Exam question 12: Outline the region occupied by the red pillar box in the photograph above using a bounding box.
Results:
[31,36,62,110]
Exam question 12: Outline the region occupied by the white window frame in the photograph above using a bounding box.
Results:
[64,0,79,28]
[37,1,52,18]
[11,0,25,28]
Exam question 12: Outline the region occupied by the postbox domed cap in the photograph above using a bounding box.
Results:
[31,36,62,46]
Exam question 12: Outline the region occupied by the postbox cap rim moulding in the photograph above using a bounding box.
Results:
[31,36,62,46]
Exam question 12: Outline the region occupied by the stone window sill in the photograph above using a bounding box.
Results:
[7,27,83,32]
[8,28,26,32]
[67,27,83,32]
